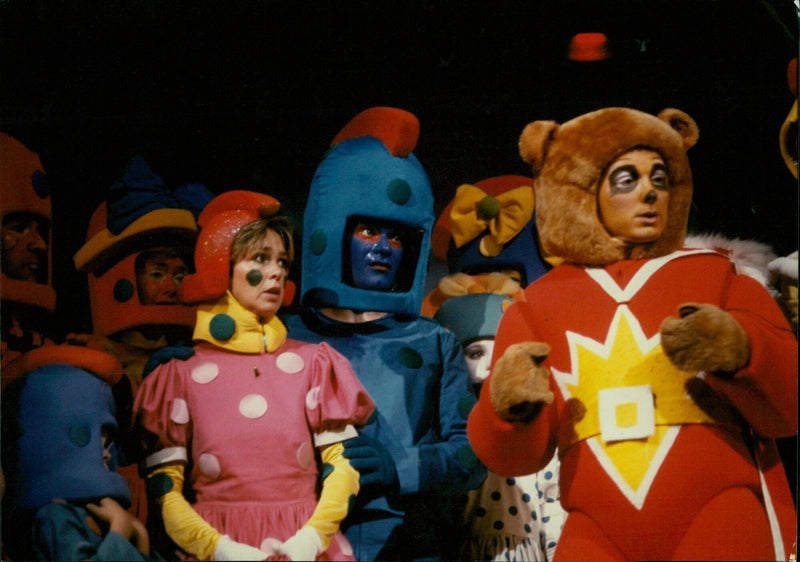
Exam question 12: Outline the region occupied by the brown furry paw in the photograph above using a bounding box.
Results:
[490,342,554,422]
[660,303,750,377]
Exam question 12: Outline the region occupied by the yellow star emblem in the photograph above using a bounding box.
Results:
[552,305,714,509]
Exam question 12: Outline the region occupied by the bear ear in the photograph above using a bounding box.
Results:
[657,108,699,150]
[519,120,559,174]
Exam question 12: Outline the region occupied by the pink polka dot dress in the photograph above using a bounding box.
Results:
[134,338,374,560]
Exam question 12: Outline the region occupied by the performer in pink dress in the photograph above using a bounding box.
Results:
[134,190,374,561]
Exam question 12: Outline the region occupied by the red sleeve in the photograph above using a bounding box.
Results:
[467,301,558,476]
[707,272,798,437]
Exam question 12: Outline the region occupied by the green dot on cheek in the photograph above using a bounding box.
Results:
[245,269,263,286]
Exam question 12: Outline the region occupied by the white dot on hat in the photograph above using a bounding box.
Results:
[296,442,313,471]
[276,352,304,373]
[198,453,221,480]
[170,398,190,424]
[306,386,321,410]
[239,394,268,419]
[191,362,220,384]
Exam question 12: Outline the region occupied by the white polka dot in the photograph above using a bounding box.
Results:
[305,386,321,410]
[170,398,190,424]
[296,442,313,471]
[276,352,304,373]
[260,538,281,556]
[335,533,354,557]
[191,362,220,384]
[198,453,221,480]
[239,394,268,418]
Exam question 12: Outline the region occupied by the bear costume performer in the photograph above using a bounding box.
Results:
[467,107,797,561]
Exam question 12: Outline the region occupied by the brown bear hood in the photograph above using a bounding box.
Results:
[519,107,699,266]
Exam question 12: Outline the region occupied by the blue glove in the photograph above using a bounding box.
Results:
[142,343,195,376]
[342,432,398,491]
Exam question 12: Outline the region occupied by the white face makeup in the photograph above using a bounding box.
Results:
[463,339,495,385]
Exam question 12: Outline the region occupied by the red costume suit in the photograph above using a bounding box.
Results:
[468,249,797,561]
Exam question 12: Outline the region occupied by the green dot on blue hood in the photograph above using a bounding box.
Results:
[209,313,236,341]
[386,179,411,205]
[310,229,327,255]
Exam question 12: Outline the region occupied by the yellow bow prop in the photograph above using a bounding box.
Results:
[449,184,534,257]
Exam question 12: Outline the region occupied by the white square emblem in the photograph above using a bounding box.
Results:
[597,384,656,442]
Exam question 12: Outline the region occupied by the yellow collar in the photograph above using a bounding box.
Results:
[193,291,287,353]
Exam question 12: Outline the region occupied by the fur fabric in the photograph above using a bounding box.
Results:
[684,232,777,290]
[489,342,553,422]
[519,107,699,266]
[660,303,750,376]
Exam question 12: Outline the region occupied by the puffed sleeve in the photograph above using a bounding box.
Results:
[132,360,192,470]
[305,342,375,447]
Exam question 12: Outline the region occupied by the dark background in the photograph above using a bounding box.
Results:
[1,0,797,335]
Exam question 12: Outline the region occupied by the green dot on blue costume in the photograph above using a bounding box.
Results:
[456,444,479,470]
[209,314,236,341]
[386,179,411,205]
[397,347,423,369]
[68,425,91,447]
[245,269,263,286]
[310,230,327,255]
[320,462,334,481]
[347,493,356,515]
[457,395,476,420]
[113,279,134,302]
[146,472,175,498]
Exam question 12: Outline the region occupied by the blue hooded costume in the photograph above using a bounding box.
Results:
[1,346,150,561]
[285,107,486,560]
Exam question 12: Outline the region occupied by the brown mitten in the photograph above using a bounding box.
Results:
[660,303,750,377]
[490,342,554,422]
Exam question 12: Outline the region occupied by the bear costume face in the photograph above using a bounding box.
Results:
[518,107,699,266]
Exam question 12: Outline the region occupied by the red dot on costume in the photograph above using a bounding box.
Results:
[568,33,609,61]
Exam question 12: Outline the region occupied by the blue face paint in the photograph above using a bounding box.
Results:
[349,224,404,291]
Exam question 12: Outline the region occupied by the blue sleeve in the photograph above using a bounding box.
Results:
[32,503,148,561]
[397,330,486,495]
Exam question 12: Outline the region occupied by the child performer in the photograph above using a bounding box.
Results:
[435,293,565,561]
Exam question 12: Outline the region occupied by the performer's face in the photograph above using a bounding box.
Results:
[598,149,670,244]
[1,212,49,282]
[230,229,289,321]
[463,338,495,385]
[349,221,404,291]
[136,252,189,305]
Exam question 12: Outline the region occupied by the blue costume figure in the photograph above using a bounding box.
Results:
[285,107,486,560]
[1,345,151,561]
